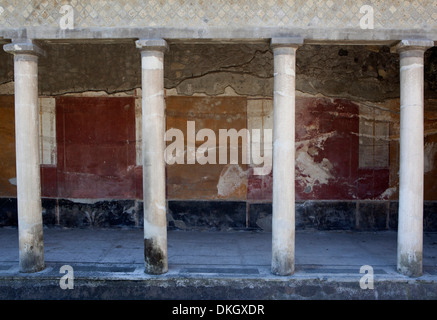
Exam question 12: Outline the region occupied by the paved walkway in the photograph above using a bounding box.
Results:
[1,227,437,299]
[1,227,436,271]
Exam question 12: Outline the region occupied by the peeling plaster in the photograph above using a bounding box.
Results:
[296,133,333,191]
[217,164,247,198]
[296,152,333,190]
[378,187,397,200]
[295,129,335,191]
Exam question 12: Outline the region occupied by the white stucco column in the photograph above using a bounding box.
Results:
[270,37,302,276]
[396,39,434,277]
[136,39,168,275]
[4,41,45,273]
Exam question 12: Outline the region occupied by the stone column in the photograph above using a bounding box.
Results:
[4,41,45,273]
[396,39,433,277]
[135,39,168,275]
[270,37,302,276]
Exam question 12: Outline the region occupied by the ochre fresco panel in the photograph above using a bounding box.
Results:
[166,96,247,200]
[0,95,16,197]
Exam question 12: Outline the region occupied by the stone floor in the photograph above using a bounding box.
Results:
[1,227,437,299]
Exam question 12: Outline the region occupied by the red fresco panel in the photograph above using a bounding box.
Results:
[248,97,388,201]
[247,167,273,201]
[295,98,359,200]
[56,96,136,199]
[41,165,57,197]
[357,168,390,199]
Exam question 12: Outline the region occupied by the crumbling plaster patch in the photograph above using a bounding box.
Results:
[217,164,248,199]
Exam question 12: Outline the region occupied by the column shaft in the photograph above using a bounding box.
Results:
[396,40,433,277]
[271,38,301,276]
[4,43,45,273]
[136,39,168,275]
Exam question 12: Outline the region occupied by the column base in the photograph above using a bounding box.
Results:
[20,256,45,273]
[271,268,294,277]
[144,238,168,275]
[397,251,423,278]
[271,256,294,276]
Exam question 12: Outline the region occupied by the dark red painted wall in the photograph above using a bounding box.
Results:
[54,96,136,199]
[247,97,389,201]
[298,98,359,200]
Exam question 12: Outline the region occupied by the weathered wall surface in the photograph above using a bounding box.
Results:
[165,43,273,97]
[0,49,13,87]
[0,42,437,230]
[0,42,436,99]
[38,43,141,95]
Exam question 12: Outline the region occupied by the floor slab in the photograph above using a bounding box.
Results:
[1,227,437,299]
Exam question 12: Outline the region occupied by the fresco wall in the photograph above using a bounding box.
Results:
[0,42,436,230]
